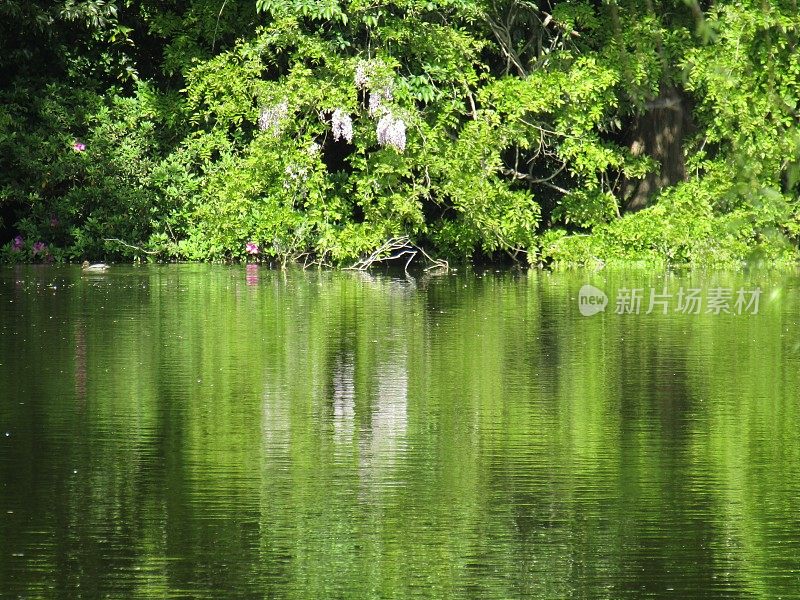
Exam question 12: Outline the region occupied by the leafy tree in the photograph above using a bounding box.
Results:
[1,0,798,266]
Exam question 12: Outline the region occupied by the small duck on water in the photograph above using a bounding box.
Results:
[82,261,109,273]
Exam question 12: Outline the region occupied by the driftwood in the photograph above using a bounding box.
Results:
[346,236,448,273]
[103,238,159,255]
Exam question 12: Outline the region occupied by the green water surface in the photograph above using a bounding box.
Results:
[1,265,799,599]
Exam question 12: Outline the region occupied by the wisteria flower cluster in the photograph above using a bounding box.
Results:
[377,114,406,152]
[331,109,353,143]
[283,164,310,190]
[354,60,370,89]
[368,87,393,117]
[322,61,407,152]
[354,58,390,90]
[354,59,395,115]
[258,101,289,136]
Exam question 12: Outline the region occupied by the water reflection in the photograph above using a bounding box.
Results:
[332,353,355,444]
[246,263,260,286]
[74,318,87,404]
[0,265,799,598]
[369,357,408,458]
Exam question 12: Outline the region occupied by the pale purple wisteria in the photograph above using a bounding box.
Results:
[377,114,406,152]
[331,109,353,143]
[354,61,369,89]
[258,101,289,136]
[354,59,395,116]
[368,86,393,117]
[283,164,310,190]
[368,92,381,116]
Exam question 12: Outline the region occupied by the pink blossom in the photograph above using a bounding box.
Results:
[32,241,47,255]
[72,141,86,152]
[50,216,59,227]
[11,235,24,251]
[246,242,259,255]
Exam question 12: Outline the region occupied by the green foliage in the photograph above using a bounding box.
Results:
[683,5,800,181]
[543,164,800,268]
[0,80,185,262]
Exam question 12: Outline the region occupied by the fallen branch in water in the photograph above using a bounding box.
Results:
[346,236,448,273]
[103,238,160,255]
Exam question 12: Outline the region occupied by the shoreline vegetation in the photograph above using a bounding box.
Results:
[2,1,800,269]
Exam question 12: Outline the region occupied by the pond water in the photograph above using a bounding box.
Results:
[1,265,799,599]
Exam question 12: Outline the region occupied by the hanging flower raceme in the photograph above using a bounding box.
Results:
[368,92,382,116]
[355,61,370,89]
[258,101,288,136]
[354,59,394,116]
[377,114,406,152]
[368,87,393,117]
[331,109,353,143]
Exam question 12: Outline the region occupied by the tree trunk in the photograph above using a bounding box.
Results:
[623,87,693,212]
